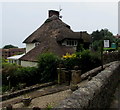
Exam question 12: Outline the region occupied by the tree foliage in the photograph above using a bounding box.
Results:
[91,29,114,42]
[91,29,116,51]
[3,44,18,49]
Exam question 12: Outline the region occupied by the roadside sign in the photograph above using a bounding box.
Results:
[111,43,116,49]
[104,40,110,48]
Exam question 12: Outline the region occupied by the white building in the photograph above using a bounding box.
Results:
[20,10,91,67]
[7,54,25,65]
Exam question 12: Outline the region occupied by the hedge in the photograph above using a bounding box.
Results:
[2,51,102,92]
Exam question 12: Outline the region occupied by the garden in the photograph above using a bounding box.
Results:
[1,50,102,94]
[1,28,120,94]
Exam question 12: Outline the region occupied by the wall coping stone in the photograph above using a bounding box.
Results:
[56,61,120,108]
[1,82,56,101]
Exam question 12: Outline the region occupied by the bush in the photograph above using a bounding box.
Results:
[1,51,101,92]
[2,53,60,92]
[2,62,39,88]
[37,53,59,82]
[62,50,101,74]
[14,67,39,86]
[62,53,81,70]
[80,50,101,73]
[2,85,9,93]
[2,63,19,86]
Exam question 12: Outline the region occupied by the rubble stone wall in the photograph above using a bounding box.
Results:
[103,51,120,64]
[57,61,120,109]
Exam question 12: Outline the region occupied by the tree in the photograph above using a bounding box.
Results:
[91,29,114,42]
[92,30,102,41]
[91,29,115,51]
[3,45,18,49]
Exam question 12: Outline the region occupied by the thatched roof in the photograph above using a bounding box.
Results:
[20,42,75,62]
[20,15,91,62]
[23,15,73,43]
[23,15,91,44]
[21,33,76,62]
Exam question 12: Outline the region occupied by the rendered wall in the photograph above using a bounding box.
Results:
[26,43,35,53]
[21,61,37,67]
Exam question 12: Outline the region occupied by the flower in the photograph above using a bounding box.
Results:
[62,53,76,59]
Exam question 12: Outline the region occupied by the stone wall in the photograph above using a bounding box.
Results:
[56,61,120,109]
[103,51,120,64]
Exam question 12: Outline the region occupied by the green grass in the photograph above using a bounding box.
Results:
[103,48,116,51]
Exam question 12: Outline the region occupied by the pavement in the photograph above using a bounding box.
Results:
[1,84,70,108]
[1,80,88,109]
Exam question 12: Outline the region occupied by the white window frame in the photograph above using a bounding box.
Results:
[66,40,77,46]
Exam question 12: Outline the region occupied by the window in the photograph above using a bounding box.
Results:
[74,41,77,45]
[66,40,77,46]
[35,42,40,47]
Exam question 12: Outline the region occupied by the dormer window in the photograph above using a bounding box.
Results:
[66,40,77,46]
[35,42,40,47]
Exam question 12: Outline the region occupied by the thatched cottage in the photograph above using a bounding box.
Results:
[20,10,91,67]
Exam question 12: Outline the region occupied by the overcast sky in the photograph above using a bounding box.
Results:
[1,1,118,48]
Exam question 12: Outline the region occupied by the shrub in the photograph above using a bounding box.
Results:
[62,53,80,70]
[2,63,19,86]
[2,85,9,93]
[2,62,39,88]
[80,50,101,73]
[14,67,39,86]
[1,51,101,92]
[62,50,101,74]
[37,53,59,82]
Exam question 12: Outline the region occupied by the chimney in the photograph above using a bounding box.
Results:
[48,10,59,18]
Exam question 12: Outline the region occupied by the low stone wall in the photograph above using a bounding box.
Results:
[103,51,120,64]
[81,62,112,81]
[56,61,120,109]
[1,82,55,101]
